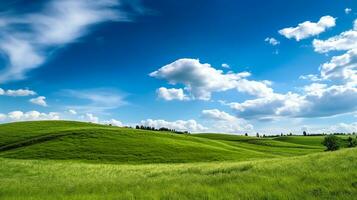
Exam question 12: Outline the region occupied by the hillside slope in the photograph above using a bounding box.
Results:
[1,148,356,200]
[0,121,323,163]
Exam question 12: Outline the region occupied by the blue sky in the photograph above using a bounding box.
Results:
[0,0,357,134]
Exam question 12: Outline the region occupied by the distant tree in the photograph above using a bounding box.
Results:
[280,133,283,136]
[303,131,307,136]
[347,136,357,148]
[135,125,140,129]
[256,133,260,138]
[322,135,340,151]
[289,132,293,136]
[263,134,266,138]
[245,133,248,136]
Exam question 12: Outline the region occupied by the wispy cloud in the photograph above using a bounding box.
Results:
[265,37,280,46]
[61,88,128,114]
[0,0,142,83]
[0,88,36,96]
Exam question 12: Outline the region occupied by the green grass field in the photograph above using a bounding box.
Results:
[0,121,356,199]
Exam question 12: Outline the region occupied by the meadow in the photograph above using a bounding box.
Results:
[0,121,356,199]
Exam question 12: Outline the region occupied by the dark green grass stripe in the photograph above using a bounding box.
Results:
[0,131,84,152]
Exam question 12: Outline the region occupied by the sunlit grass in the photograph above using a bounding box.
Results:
[0,121,355,199]
[1,148,356,200]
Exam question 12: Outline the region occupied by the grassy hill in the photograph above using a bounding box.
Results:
[0,120,356,199]
[0,121,325,163]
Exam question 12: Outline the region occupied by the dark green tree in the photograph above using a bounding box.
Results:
[322,135,340,151]
[303,131,307,136]
[347,136,357,148]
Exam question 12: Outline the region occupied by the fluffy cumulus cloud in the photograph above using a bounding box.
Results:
[224,18,356,121]
[313,25,357,53]
[29,96,47,107]
[313,20,357,84]
[156,87,189,101]
[0,88,36,96]
[140,119,207,133]
[0,0,141,83]
[265,37,280,46]
[225,83,357,120]
[84,113,99,123]
[279,15,336,41]
[225,92,304,121]
[201,109,253,133]
[4,111,60,121]
[150,58,273,100]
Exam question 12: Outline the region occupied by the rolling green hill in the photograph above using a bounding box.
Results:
[0,121,324,163]
[1,121,356,199]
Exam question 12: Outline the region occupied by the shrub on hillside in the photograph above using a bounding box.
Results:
[322,135,340,151]
[347,136,357,148]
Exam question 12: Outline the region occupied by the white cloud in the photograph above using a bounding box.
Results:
[303,83,327,96]
[102,119,123,127]
[279,15,336,41]
[202,109,237,122]
[156,87,189,101]
[320,49,357,82]
[68,109,77,115]
[0,109,125,127]
[345,8,352,15]
[0,88,36,96]
[318,122,357,133]
[225,83,357,120]
[140,119,207,133]
[150,58,273,100]
[299,74,322,82]
[201,109,253,133]
[221,63,230,68]
[265,37,280,46]
[0,113,6,121]
[225,92,304,121]
[29,96,48,107]
[6,110,60,121]
[313,29,357,53]
[0,0,140,82]
[313,20,357,84]
[84,113,99,123]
